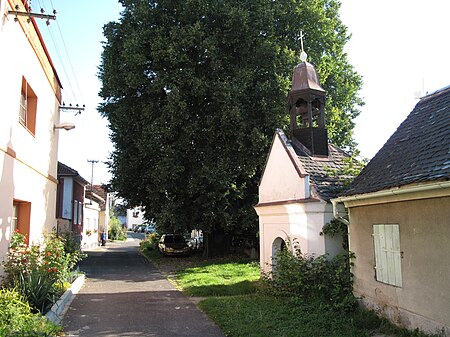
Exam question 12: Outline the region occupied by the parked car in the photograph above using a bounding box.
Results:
[158,234,190,256]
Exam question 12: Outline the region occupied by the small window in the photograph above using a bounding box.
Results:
[73,200,78,224]
[12,200,31,245]
[78,201,83,225]
[373,224,402,287]
[19,77,38,135]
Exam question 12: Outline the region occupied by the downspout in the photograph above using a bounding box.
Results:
[331,199,349,225]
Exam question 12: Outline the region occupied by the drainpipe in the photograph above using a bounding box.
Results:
[331,199,349,225]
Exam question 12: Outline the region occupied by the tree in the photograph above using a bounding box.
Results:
[98,0,363,251]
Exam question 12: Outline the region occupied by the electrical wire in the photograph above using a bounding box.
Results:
[40,0,85,105]
[54,16,85,103]
[45,24,78,103]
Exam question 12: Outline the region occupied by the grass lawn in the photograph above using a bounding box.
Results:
[142,249,439,337]
[199,295,439,337]
[176,261,260,296]
[199,295,381,337]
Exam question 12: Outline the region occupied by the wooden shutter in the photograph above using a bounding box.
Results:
[373,224,402,287]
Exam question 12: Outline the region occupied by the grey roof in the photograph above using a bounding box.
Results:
[57,162,89,185]
[57,161,78,176]
[341,86,450,196]
[289,137,353,201]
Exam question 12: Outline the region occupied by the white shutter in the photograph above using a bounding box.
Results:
[373,224,402,287]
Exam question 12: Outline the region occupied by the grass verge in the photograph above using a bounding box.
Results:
[176,260,260,297]
[142,250,440,337]
[199,295,440,337]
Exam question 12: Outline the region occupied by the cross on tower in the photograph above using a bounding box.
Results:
[300,31,305,52]
[299,30,308,62]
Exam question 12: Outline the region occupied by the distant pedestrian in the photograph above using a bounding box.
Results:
[101,231,107,246]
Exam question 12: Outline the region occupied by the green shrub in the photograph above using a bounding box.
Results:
[2,232,84,314]
[59,232,82,255]
[108,216,126,241]
[139,233,160,252]
[12,270,56,314]
[263,242,356,312]
[0,288,61,336]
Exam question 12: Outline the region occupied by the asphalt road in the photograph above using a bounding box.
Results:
[62,233,225,337]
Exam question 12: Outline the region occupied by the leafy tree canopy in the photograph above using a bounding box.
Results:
[99,0,363,235]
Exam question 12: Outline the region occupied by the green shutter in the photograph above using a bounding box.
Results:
[373,224,402,287]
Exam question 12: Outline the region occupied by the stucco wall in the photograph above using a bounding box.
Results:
[0,0,61,275]
[256,201,343,274]
[127,207,145,229]
[259,134,306,203]
[348,196,450,334]
[82,201,101,250]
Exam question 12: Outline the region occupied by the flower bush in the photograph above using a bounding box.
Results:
[2,231,84,313]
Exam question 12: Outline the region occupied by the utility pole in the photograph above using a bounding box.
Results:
[87,159,99,192]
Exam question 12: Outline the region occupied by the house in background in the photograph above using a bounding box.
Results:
[255,56,353,273]
[333,86,450,334]
[0,0,63,273]
[83,188,105,249]
[126,206,145,230]
[92,185,110,238]
[56,162,88,245]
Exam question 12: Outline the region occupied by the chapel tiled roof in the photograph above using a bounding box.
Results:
[291,140,353,201]
[341,85,450,196]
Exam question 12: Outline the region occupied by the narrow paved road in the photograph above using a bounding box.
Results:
[62,233,225,337]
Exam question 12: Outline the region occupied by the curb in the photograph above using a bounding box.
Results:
[45,274,86,325]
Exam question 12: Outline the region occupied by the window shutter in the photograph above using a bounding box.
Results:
[373,224,402,287]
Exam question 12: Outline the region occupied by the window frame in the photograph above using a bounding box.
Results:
[12,200,31,245]
[19,77,38,135]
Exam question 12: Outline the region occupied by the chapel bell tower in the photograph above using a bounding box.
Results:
[288,47,328,156]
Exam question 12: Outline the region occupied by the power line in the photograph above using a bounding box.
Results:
[54,17,85,103]
[45,24,78,103]
[40,0,84,105]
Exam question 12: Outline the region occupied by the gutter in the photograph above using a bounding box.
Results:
[331,199,349,225]
[335,180,450,204]
[331,180,450,224]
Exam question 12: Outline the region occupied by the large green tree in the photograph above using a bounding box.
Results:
[99,0,363,240]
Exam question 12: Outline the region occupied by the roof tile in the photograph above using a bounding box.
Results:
[291,141,353,201]
[342,86,450,196]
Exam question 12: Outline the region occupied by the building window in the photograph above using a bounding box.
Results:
[73,200,78,224]
[19,77,38,135]
[12,204,18,234]
[12,200,31,244]
[372,224,402,287]
[78,201,82,224]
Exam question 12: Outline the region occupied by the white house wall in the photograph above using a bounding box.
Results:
[0,0,61,275]
[83,200,101,250]
[256,201,338,274]
[126,207,145,229]
[259,134,307,203]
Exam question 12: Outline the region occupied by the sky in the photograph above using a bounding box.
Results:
[36,0,450,185]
